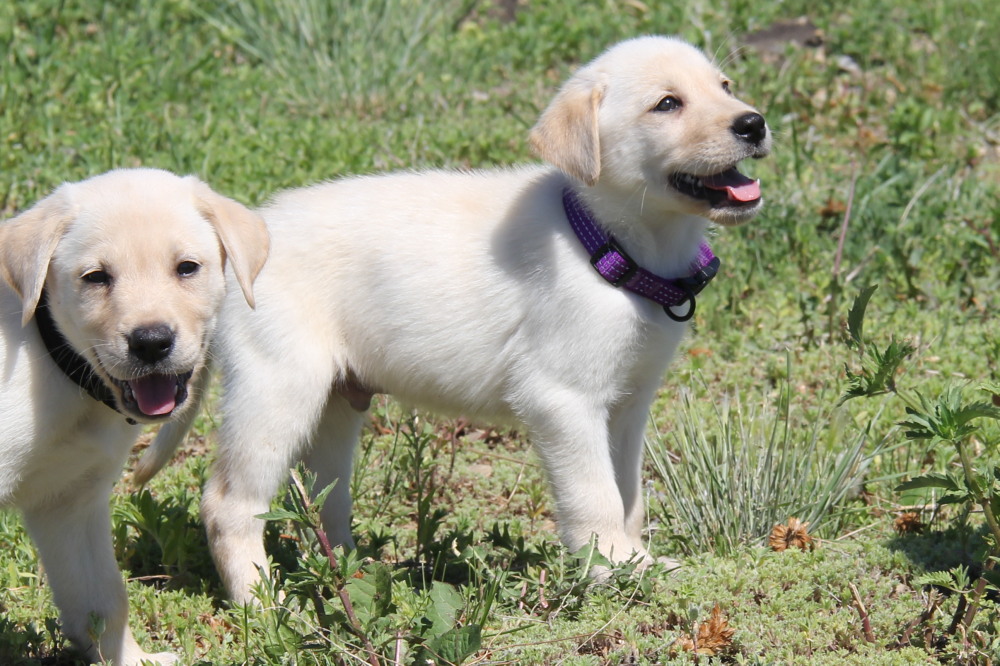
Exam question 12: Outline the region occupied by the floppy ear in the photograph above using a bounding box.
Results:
[191,179,270,309]
[0,186,75,326]
[529,74,605,186]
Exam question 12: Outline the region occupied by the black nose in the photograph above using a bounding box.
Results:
[731,112,767,145]
[128,324,175,364]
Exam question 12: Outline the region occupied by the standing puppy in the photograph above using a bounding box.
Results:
[140,36,770,602]
[0,169,268,664]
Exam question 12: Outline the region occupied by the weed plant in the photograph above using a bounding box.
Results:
[646,371,880,556]
[841,285,1000,659]
[200,0,476,114]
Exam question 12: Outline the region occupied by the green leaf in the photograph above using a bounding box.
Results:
[255,508,302,522]
[982,568,1000,592]
[869,338,915,393]
[898,387,1000,442]
[895,473,962,493]
[423,624,482,665]
[312,479,339,512]
[345,562,394,625]
[979,380,1000,398]
[847,284,878,348]
[938,492,974,505]
[424,581,465,638]
[912,571,955,588]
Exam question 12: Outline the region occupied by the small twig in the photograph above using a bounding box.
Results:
[961,575,990,631]
[895,590,940,647]
[834,522,881,541]
[843,245,879,285]
[897,166,945,230]
[126,574,173,583]
[832,165,859,280]
[538,568,549,610]
[947,593,968,636]
[895,503,941,512]
[393,630,405,665]
[848,583,875,643]
[827,164,859,340]
[502,461,528,507]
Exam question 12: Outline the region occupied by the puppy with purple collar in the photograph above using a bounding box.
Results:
[140,35,770,601]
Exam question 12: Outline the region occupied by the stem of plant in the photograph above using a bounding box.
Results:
[290,470,380,666]
[953,439,1000,630]
[828,164,858,340]
[848,583,875,643]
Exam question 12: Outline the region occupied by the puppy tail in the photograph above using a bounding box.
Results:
[131,370,209,486]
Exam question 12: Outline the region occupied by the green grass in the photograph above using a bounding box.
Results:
[3,0,1000,663]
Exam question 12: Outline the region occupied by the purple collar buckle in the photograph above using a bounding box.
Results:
[563,188,720,322]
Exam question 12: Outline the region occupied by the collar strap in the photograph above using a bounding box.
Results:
[35,289,135,424]
[563,188,719,322]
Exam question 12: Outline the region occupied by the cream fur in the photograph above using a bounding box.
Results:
[142,35,771,602]
[0,168,267,664]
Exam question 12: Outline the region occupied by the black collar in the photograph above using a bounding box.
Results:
[35,289,134,424]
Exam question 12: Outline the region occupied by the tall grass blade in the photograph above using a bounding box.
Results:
[647,382,880,556]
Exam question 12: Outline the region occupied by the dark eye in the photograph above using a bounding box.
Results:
[82,269,111,285]
[177,261,201,277]
[653,95,682,112]
[722,80,733,95]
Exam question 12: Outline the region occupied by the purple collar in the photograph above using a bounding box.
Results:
[562,188,719,322]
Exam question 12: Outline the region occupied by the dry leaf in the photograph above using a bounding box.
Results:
[894,511,925,534]
[769,517,815,552]
[819,197,847,218]
[674,604,736,656]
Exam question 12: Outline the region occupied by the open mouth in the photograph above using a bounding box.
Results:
[669,166,761,208]
[115,371,193,417]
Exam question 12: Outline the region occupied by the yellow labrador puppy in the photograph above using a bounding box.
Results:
[0,168,268,664]
[140,35,770,602]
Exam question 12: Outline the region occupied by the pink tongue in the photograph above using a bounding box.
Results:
[129,375,177,416]
[702,169,761,202]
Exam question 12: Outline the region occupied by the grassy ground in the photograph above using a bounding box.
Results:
[2,0,1000,663]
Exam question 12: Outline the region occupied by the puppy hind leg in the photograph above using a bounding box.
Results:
[302,396,366,549]
[23,488,177,665]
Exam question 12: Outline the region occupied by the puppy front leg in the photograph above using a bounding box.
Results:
[23,491,176,665]
[525,399,638,566]
[609,388,663,546]
[607,389,661,563]
[202,448,289,606]
[204,398,332,602]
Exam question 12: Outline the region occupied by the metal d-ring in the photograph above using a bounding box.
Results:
[664,287,696,322]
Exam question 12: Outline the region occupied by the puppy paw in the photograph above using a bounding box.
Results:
[588,562,615,582]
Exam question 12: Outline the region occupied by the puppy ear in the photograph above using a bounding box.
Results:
[529,75,605,186]
[191,179,270,309]
[0,186,74,326]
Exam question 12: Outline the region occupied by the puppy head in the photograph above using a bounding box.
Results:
[530,36,771,226]
[0,168,269,422]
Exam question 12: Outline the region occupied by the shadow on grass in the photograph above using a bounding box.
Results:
[0,614,83,666]
[113,489,223,599]
[886,524,990,579]
[887,524,999,608]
